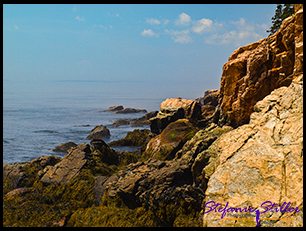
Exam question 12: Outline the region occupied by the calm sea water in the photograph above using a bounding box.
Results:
[3,80,166,164]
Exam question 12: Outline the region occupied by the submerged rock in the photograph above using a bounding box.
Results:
[114,107,147,114]
[104,105,124,111]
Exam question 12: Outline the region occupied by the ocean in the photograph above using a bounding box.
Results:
[3,80,167,164]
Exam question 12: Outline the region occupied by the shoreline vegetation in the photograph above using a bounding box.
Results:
[3,5,303,227]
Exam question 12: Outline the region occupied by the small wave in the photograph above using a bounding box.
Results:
[74,124,91,127]
[33,130,59,134]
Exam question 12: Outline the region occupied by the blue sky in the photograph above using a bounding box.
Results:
[3,4,276,100]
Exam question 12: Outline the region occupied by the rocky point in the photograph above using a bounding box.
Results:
[3,4,303,227]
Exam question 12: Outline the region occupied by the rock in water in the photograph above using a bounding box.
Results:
[104,105,124,111]
[114,107,147,114]
[53,141,77,153]
[86,125,110,139]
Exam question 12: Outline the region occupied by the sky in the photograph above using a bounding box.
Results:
[3,4,276,100]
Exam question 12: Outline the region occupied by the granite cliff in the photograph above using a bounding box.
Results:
[214,4,303,128]
[3,4,303,227]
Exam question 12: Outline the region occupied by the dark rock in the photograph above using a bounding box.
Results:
[203,90,219,107]
[53,141,77,153]
[104,158,204,210]
[111,111,158,128]
[86,125,110,139]
[104,105,124,111]
[90,139,119,166]
[114,107,147,114]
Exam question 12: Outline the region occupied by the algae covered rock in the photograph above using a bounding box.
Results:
[108,129,151,147]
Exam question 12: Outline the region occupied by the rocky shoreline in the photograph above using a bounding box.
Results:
[3,5,303,227]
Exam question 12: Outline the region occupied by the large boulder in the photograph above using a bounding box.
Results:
[144,119,197,160]
[203,74,303,227]
[214,7,303,128]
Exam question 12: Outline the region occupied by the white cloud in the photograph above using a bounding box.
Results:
[205,18,264,46]
[165,29,193,44]
[192,18,213,34]
[163,19,170,25]
[141,29,159,37]
[115,13,123,19]
[14,25,19,29]
[146,18,161,25]
[75,15,84,21]
[175,13,191,26]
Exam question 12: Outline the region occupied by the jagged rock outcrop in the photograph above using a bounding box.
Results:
[3,155,61,189]
[98,124,232,212]
[214,6,303,128]
[3,5,303,227]
[150,98,201,134]
[40,143,93,184]
[195,89,220,128]
[40,141,118,184]
[204,74,303,227]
